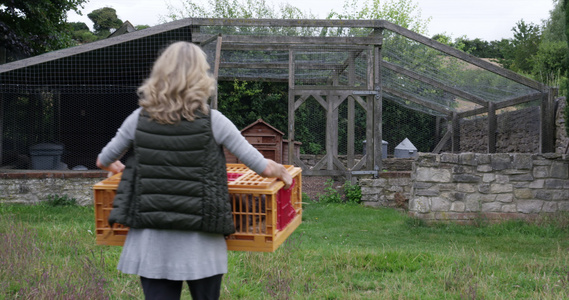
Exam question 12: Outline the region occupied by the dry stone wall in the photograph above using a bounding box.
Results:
[0,171,107,206]
[409,152,569,222]
[459,106,541,153]
[459,97,567,154]
[359,171,411,208]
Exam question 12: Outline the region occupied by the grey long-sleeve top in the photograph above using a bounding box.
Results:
[97,107,267,281]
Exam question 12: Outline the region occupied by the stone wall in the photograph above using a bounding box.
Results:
[409,152,569,222]
[360,171,411,208]
[0,171,107,206]
[460,106,541,153]
[555,98,568,154]
[459,97,567,154]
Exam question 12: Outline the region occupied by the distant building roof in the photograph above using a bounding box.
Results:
[108,21,136,38]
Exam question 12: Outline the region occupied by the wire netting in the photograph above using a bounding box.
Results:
[0,19,547,171]
[0,28,192,170]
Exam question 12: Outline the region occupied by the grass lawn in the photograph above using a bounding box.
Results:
[2,199,569,299]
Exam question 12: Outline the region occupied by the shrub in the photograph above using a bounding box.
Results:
[343,180,361,204]
[318,179,342,203]
[318,179,361,204]
[44,194,77,207]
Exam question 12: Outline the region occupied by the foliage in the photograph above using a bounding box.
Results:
[532,40,568,85]
[87,7,123,38]
[44,194,77,207]
[135,25,150,30]
[329,0,430,35]
[508,20,542,73]
[0,0,87,57]
[343,180,362,204]
[69,22,99,44]
[458,37,504,58]
[217,80,288,133]
[318,179,343,203]
[165,0,315,20]
[318,179,361,204]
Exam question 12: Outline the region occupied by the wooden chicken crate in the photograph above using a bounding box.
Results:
[93,164,302,252]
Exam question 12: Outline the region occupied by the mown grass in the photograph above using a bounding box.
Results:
[2,198,569,299]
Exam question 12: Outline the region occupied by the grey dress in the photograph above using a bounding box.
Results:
[97,108,267,280]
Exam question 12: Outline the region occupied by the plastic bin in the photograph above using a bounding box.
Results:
[29,143,64,170]
[93,164,302,252]
[394,138,418,158]
[363,140,388,159]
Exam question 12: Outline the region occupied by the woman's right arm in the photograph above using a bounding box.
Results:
[211,110,292,189]
[96,108,141,174]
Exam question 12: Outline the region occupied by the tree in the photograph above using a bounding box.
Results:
[533,0,568,85]
[165,0,314,20]
[0,0,87,60]
[87,7,123,38]
[329,0,430,35]
[509,19,542,73]
[69,22,98,44]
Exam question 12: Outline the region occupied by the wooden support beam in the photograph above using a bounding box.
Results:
[380,22,546,91]
[457,92,544,118]
[488,102,496,153]
[541,87,558,153]
[347,52,356,169]
[432,129,451,153]
[211,34,222,109]
[288,49,295,165]
[188,18,390,28]
[219,62,346,69]
[194,34,382,46]
[326,92,336,170]
[452,112,460,153]
[383,87,452,116]
[382,61,488,108]
[373,40,383,174]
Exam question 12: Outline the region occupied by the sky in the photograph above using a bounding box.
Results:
[67,0,556,41]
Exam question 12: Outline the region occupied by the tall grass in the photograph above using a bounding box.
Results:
[2,199,569,299]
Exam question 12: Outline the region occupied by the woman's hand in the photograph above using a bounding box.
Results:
[261,159,293,189]
[96,158,125,177]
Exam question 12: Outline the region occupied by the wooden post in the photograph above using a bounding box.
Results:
[365,49,374,170]
[211,34,222,110]
[540,87,557,153]
[0,92,3,165]
[326,91,334,170]
[288,49,295,166]
[488,102,496,153]
[373,30,383,175]
[452,112,460,153]
[347,53,355,171]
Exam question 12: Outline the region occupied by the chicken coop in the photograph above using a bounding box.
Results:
[0,18,555,178]
[224,118,301,165]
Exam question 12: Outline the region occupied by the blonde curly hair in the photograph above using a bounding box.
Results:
[137,41,216,124]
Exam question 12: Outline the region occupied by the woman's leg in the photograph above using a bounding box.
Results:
[140,276,183,300]
[186,274,223,300]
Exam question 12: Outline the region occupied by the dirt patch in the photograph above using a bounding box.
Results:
[300,176,344,201]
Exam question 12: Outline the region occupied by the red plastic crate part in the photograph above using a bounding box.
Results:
[227,173,244,182]
[277,179,296,230]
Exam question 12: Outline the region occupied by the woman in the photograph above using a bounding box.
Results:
[96,41,292,300]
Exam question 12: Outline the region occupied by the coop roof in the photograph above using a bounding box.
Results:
[241,119,284,136]
[0,18,549,117]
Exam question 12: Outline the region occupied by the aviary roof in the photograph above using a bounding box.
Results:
[0,18,548,117]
